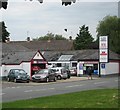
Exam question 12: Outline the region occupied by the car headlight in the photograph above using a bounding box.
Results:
[32,75,35,78]
[27,76,30,79]
[40,75,46,78]
[17,76,21,79]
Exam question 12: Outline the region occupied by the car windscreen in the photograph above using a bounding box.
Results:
[61,68,67,73]
[14,70,26,75]
[36,69,48,74]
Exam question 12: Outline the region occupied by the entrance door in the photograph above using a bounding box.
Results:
[31,64,46,76]
[83,64,98,75]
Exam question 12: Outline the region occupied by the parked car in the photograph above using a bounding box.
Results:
[32,69,57,82]
[51,67,68,80]
[65,68,71,79]
[69,67,77,76]
[7,69,30,83]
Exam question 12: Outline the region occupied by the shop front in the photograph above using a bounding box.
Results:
[83,62,98,75]
[31,60,47,76]
[77,61,99,76]
[31,51,47,77]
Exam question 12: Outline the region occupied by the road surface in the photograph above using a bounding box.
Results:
[1,76,118,102]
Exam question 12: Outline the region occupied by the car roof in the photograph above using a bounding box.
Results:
[10,69,25,70]
[51,67,65,69]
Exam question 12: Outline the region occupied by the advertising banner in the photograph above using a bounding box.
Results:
[99,36,108,49]
[99,36,108,63]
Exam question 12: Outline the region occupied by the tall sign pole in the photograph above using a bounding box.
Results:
[99,36,109,77]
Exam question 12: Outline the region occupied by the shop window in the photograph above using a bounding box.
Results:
[72,63,77,67]
[57,63,62,67]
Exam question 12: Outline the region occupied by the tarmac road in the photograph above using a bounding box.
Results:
[1,76,118,102]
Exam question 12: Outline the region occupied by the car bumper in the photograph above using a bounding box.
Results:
[16,78,30,82]
[70,72,77,75]
[32,78,46,82]
[61,74,68,79]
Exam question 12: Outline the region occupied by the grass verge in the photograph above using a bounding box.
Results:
[2,89,119,108]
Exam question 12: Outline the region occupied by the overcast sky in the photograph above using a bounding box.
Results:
[0,0,119,41]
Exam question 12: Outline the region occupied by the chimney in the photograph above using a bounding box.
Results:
[69,36,72,41]
[5,37,10,43]
[27,37,30,42]
[47,37,51,42]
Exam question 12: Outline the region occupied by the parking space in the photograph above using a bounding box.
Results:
[2,76,99,89]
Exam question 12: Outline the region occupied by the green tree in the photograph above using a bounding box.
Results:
[0,21,10,42]
[33,32,66,41]
[96,15,120,54]
[0,1,8,9]
[54,34,66,40]
[74,25,94,50]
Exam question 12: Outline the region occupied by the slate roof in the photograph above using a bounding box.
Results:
[1,40,120,65]
[70,50,120,61]
[8,40,74,51]
[2,42,30,52]
[2,51,37,64]
[58,55,73,61]
[2,49,120,65]
[42,50,81,61]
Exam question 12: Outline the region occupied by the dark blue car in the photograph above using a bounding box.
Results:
[7,69,30,83]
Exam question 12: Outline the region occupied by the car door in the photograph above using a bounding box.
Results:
[11,71,16,81]
[48,69,55,80]
[9,70,14,81]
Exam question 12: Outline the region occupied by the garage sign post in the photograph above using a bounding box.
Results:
[99,36,109,77]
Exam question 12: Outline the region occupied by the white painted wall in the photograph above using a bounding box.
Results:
[1,64,22,76]
[77,61,119,76]
[0,66,1,77]
[21,62,31,76]
[105,62,119,75]
[100,62,119,75]
[77,62,84,76]
[1,62,31,77]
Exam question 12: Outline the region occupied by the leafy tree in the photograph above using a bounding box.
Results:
[32,32,66,41]
[73,25,94,50]
[96,15,120,54]
[0,0,76,10]
[0,0,8,9]
[33,33,54,41]
[0,21,10,42]
[54,34,66,40]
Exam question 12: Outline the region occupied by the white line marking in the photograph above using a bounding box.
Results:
[35,89,48,92]
[115,80,118,82]
[0,93,5,95]
[24,88,55,93]
[48,88,55,90]
[66,85,84,88]
[94,81,107,85]
[24,90,33,93]
[16,86,20,88]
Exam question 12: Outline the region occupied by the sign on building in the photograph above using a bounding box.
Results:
[99,36,108,63]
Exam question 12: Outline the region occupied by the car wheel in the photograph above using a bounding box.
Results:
[7,77,10,82]
[27,81,29,83]
[54,77,57,82]
[14,78,17,83]
[46,78,49,83]
[57,75,62,80]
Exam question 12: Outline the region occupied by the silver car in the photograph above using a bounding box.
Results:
[51,67,68,80]
[32,69,57,82]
